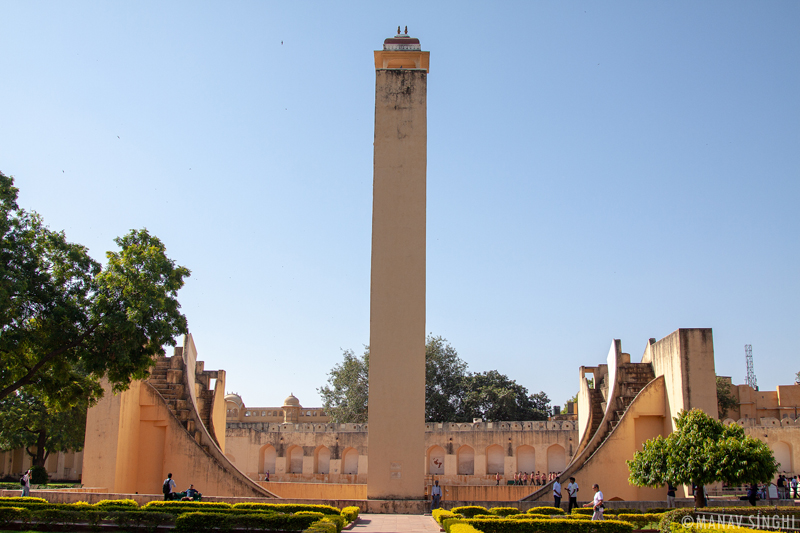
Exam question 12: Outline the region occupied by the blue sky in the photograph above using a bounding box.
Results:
[1,1,798,412]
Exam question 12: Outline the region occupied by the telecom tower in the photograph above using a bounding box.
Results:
[745,344,758,390]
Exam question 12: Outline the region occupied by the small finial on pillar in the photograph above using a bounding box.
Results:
[404,26,408,35]
[397,25,401,35]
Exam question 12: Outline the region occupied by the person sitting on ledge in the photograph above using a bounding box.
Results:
[182,484,200,501]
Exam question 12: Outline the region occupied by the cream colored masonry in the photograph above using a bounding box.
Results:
[222,419,577,485]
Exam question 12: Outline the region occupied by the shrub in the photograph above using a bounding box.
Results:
[605,509,643,515]
[572,508,595,515]
[0,496,48,504]
[174,511,229,532]
[451,506,490,518]
[528,506,567,515]
[231,502,342,515]
[341,506,359,522]
[30,465,48,485]
[450,524,483,533]
[143,500,233,513]
[659,509,696,533]
[617,513,665,529]
[462,517,635,533]
[491,507,521,516]
[108,510,175,532]
[305,518,339,533]
[94,498,139,509]
[0,506,31,528]
[647,508,672,514]
[434,509,461,525]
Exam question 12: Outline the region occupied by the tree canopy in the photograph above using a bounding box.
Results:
[627,409,778,507]
[0,172,190,405]
[318,335,550,423]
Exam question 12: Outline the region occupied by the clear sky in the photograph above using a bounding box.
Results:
[1,1,798,412]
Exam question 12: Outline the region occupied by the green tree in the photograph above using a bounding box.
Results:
[716,376,738,419]
[318,335,550,423]
[317,348,369,423]
[460,371,550,422]
[562,392,578,414]
[0,172,190,404]
[425,335,468,422]
[627,408,778,507]
[0,383,95,467]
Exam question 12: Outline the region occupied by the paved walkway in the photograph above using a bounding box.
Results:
[349,514,441,532]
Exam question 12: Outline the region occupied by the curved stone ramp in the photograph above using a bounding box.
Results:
[83,334,277,498]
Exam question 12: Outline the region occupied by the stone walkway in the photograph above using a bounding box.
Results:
[349,514,441,532]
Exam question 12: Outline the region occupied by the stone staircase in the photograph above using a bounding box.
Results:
[146,351,219,451]
[521,361,655,502]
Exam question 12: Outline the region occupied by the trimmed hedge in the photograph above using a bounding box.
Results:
[446,517,636,533]
[491,507,521,516]
[528,506,567,515]
[616,513,665,529]
[94,498,139,510]
[230,502,343,515]
[175,510,321,532]
[450,524,483,533]
[659,508,800,533]
[434,509,462,525]
[305,518,339,533]
[341,506,359,522]
[0,496,48,504]
[143,500,233,512]
[451,506,490,518]
[0,506,31,527]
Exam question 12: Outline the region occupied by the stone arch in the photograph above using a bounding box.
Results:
[314,446,330,474]
[342,447,359,475]
[457,445,474,475]
[259,444,276,475]
[517,445,535,473]
[772,441,793,473]
[547,444,566,473]
[427,445,445,475]
[486,444,504,475]
[286,445,303,474]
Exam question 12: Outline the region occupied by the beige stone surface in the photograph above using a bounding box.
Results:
[368,44,428,500]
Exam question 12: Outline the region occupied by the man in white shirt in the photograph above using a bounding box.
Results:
[553,477,562,509]
[566,477,579,512]
[430,480,442,510]
[583,483,603,520]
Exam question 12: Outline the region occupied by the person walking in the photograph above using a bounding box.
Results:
[431,480,442,510]
[583,483,604,520]
[566,477,579,512]
[21,469,31,497]
[162,473,176,501]
[553,476,562,509]
[667,483,676,508]
[495,472,500,486]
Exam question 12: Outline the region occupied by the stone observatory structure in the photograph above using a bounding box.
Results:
[367,28,430,500]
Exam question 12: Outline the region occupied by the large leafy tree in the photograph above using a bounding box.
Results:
[460,370,549,422]
[0,172,190,404]
[627,409,778,507]
[318,335,550,423]
[317,348,369,423]
[0,382,96,467]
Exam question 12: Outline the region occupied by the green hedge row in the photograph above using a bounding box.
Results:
[175,510,320,532]
[658,508,800,533]
[444,517,636,533]
[0,507,174,531]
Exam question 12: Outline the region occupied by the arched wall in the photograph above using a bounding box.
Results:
[486,444,504,475]
[287,445,303,474]
[315,446,330,474]
[259,445,276,475]
[342,447,359,475]
[457,445,474,475]
[428,445,445,475]
[517,445,535,473]
[547,443,566,473]
[773,441,793,473]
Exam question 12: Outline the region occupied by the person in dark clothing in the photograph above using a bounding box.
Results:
[747,484,758,506]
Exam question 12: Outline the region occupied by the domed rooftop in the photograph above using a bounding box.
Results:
[283,393,301,407]
[225,393,243,407]
[383,26,421,51]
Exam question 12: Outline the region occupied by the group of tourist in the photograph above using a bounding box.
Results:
[776,474,799,499]
[162,473,200,501]
[498,470,563,486]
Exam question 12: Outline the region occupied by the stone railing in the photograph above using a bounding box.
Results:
[724,416,800,427]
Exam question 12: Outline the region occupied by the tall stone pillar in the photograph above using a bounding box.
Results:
[367,29,430,500]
